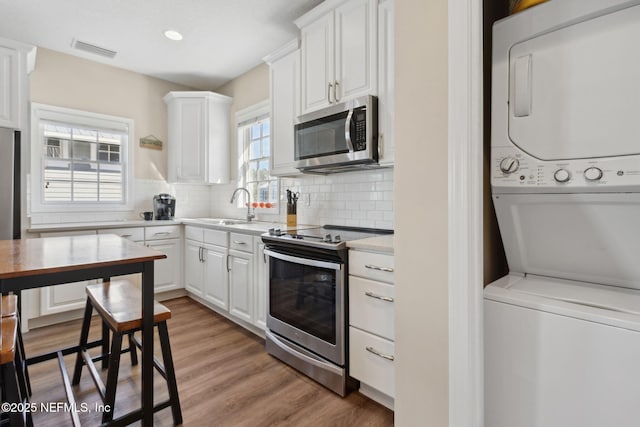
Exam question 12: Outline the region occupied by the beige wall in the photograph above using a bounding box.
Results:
[30,48,193,180]
[215,63,270,181]
[394,0,449,425]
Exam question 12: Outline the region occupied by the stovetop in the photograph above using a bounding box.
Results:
[263,225,393,250]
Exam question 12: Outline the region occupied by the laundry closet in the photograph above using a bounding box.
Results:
[484,1,640,425]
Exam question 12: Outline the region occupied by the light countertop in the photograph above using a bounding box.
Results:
[28,218,319,237]
[347,234,394,254]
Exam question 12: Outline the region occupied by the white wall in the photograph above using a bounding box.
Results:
[394,0,450,425]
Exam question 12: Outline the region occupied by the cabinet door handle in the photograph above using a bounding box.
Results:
[334,80,340,102]
[199,247,203,262]
[365,264,394,273]
[328,82,334,104]
[366,346,394,361]
[232,240,247,245]
[365,291,394,302]
[226,254,231,272]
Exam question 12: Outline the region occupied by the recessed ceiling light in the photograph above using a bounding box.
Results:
[164,30,183,41]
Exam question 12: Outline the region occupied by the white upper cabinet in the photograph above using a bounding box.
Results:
[0,37,36,130]
[377,0,394,166]
[164,91,232,184]
[264,40,301,176]
[296,0,377,115]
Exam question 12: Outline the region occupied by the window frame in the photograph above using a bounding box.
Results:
[30,103,135,214]
[235,100,279,214]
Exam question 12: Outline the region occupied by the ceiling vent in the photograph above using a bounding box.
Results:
[71,39,117,59]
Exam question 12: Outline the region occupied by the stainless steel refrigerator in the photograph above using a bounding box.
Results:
[0,128,20,240]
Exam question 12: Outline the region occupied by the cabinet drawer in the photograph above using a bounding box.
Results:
[229,232,253,253]
[98,227,144,242]
[185,225,204,242]
[145,225,181,241]
[349,326,395,397]
[349,276,394,340]
[349,250,395,283]
[204,228,228,247]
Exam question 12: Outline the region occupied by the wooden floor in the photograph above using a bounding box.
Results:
[23,297,394,426]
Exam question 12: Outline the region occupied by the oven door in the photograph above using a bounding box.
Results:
[265,248,345,365]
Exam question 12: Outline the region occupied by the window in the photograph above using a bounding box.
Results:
[236,101,277,210]
[31,103,134,213]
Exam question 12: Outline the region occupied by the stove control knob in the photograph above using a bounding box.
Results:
[499,157,520,174]
[274,228,281,236]
[268,228,276,235]
[554,168,571,183]
[584,167,603,181]
[333,235,341,243]
[324,234,332,242]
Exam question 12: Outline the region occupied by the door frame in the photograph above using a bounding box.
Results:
[448,0,484,426]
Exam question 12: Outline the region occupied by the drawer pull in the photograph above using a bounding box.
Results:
[232,240,247,245]
[365,291,394,303]
[154,232,172,236]
[366,346,394,361]
[365,264,394,273]
[119,234,132,238]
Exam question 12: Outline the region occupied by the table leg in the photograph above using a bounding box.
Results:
[141,261,154,426]
[101,277,111,370]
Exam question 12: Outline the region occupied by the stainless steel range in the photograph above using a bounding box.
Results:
[262,225,393,396]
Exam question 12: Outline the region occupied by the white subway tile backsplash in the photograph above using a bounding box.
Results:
[29,168,395,231]
[206,168,394,229]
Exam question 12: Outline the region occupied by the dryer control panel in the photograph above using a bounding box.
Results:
[492,147,640,193]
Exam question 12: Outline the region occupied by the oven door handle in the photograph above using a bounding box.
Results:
[264,249,342,271]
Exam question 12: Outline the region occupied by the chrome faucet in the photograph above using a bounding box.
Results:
[230,187,255,222]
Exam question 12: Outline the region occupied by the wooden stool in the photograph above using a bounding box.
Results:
[1,315,33,427]
[71,280,182,425]
[1,294,31,397]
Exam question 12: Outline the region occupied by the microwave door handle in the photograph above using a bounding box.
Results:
[344,109,354,152]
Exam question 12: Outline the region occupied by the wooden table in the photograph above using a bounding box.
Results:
[0,234,166,426]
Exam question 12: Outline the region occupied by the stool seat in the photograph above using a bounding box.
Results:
[1,315,17,364]
[86,281,171,333]
[2,294,18,317]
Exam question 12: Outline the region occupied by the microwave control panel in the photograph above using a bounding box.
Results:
[353,107,367,151]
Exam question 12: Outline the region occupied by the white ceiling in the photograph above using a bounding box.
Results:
[0,0,323,89]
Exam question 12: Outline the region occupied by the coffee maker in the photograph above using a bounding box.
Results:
[153,194,176,220]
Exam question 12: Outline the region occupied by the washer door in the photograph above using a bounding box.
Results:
[493,193,640,290]
[508,4,640,160]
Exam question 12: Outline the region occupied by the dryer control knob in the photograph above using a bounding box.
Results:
[554,169,571,183]
[584,167,603,181]
[499,157,520,174]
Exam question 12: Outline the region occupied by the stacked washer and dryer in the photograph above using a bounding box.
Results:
[486,1,640,426]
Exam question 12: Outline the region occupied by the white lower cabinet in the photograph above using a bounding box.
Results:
[38,225,182,319]
[146,238,182,293]
[203,243,228,310]
[185,239,204,297]
[228,249,253,323]
[184,226,265,331]
[39,230,99,316]
[348,248,395,406]
[253,238,267,330]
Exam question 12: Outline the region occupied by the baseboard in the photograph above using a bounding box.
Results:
[358,383,394,410]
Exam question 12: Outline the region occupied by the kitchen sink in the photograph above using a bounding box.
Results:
[193,218,247,225]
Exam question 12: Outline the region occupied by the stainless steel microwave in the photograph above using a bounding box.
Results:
[294,95,378,173]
